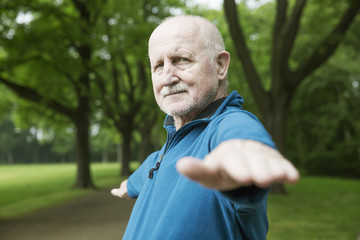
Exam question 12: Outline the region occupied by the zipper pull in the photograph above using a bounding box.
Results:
[148,154,165,179]
[148,162,160,179]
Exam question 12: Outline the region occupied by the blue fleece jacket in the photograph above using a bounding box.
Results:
[124,91,275,240]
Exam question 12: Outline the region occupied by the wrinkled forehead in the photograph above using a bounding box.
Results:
[148,18,205,53]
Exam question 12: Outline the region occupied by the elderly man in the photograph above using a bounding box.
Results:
[111,15,299,239]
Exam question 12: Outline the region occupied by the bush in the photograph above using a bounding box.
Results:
[304,141,360,178]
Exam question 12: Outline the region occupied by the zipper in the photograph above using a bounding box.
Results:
[147,119,209,179]
[148,129,175,179]
[147,126,178,179]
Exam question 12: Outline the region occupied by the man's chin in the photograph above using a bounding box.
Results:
[161,105,192,117]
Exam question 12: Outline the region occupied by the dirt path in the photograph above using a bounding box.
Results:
[0,189,135,240]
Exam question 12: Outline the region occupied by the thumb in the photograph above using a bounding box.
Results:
[176,157,219,188]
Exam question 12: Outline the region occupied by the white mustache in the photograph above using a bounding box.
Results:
[160,83,188,96]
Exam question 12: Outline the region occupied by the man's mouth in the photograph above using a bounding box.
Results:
[165,90,187,97]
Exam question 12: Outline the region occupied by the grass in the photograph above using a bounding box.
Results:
[267,177,360,240]
[0,162,124,219]
[0,164,359,239]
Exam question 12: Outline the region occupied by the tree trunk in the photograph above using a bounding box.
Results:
[7,152,14,164]
[294,112,306,168]
[262,94,292,152]
[102,150,108,163]
[73,71,94,188]
[138,111,158,163]
[262,93,292,194]
[138,133,151,163]
[116,143,123,163]
[73,118,95,188]
[120,127,132,176]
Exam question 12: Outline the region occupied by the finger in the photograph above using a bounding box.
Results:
[176,157,214,181]
[282,160,300,184]
[111,188,130,200]
[239,141,299,187]
[248,154,299,188]
[111,188,122,197]
[219,154,254,187]
[176,157,222,188]
[247,154,275,188]
[111,179,130,199]
[111,188,126,197]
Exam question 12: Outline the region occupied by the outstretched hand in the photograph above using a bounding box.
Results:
[111,179,131,200]
[176,139,299,191]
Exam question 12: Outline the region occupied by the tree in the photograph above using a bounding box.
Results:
[285,24,360,177]
[0,0,185,183]
[0,0,105,188]
[223,0,360,193]
[91,0,184,176]
[92,2,157,175]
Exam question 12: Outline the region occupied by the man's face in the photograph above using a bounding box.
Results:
[148,19,220,118]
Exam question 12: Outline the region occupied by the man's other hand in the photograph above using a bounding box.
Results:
[111,179,131,200]
[176,139,300,191]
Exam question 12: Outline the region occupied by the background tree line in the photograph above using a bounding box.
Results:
[0,0,359,189]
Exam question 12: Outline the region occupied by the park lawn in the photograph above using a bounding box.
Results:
[0,162,125,219]
[267,176,360,240]
[0,164,359,239]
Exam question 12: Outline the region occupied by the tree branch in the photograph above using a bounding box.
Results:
[120,54,135,101]
[273,0,287,43]
[223,0,268,109]
[294,1,360,86]
[71,0,90,24]
[33,54,78,87]
[0,76,76,120]
[271,0,306,93]
[0,54,78,89]
[271,0,288,92]
[282,0,306,63]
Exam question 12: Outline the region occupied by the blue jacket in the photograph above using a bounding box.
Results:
[124,91,275,240]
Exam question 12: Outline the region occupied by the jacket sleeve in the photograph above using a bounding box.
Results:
[220,186,270,213]
[210,110,276,149]
[210,110,275,213]
[127,151,160,198]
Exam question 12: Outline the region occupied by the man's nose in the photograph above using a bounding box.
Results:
[163,62,179,85]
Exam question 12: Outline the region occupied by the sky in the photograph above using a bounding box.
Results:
[191,0,223,9]
[191,0,272,10]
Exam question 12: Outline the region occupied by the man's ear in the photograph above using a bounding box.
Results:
[216,51,230,81]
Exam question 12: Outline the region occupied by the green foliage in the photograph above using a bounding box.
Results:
[304,142,360,178]
[290,1,352,68]
[0,85,13,116]
[0,0,186,167]
[0,112,76,164]
[236,2,274,91]
[217,0,360,177]
[285,13,360,177]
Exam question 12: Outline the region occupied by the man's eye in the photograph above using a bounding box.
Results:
[154,63,164,71]
[174,57,190,64]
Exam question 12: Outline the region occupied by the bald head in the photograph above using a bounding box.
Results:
[149,16,225,59]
